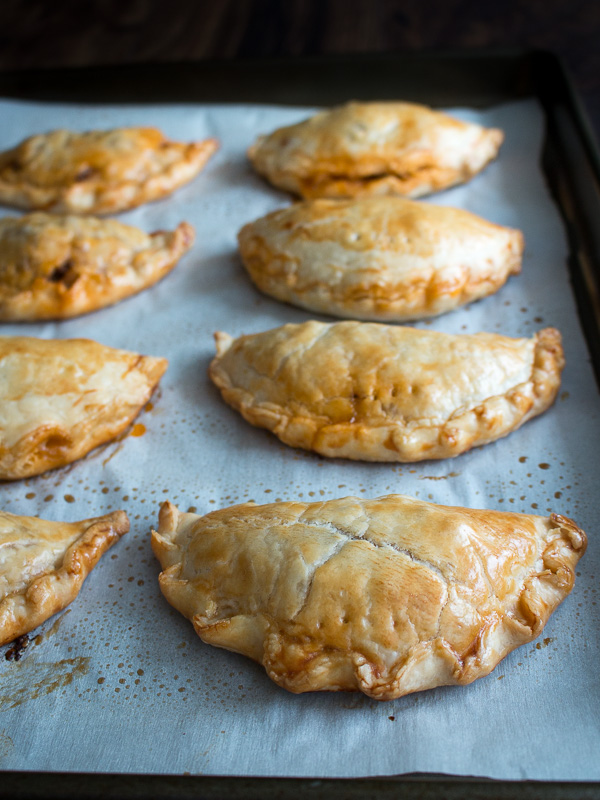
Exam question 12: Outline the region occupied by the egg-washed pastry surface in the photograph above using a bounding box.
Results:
[248,101,503,199]
[239,198,523,321]
[209,321,563,462]
[0,509,129,646]
[152,496,586,699]
[0,337,167,480]
[0,127,218,214]
[0,213,195,320]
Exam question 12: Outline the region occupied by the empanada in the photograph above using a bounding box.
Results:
[0,128,218,214]
[238,197,523,321]
[248,102,503,199]
[1,509,129,646]
[0,213,195,320]
[152,496,586,699]
[209,321,563,462]
[0,337,167,480]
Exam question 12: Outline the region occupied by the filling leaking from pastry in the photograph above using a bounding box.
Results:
[0,213,195,320]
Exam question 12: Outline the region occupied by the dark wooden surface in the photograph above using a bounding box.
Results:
[0,0,599,135]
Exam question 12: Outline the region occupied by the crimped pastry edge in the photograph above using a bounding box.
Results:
[0,219,195,321]
[0,135,219,214]
[0,343,168,480]
[0,509,129,646]
[208,327,564,462]
[248,104,503,199]
[238,209,524,322]
[151,498,586,700]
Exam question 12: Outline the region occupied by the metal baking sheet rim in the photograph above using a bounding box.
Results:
[0,49,599,800]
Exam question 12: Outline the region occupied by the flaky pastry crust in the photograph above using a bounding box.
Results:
[238,197,523,321]
[0,336,168,480]
[0,128,218,214]
[152,496,586,699]
[0,213,195,320]
[248,102,503,199]
[209,321,564,462]
[0,509,129,646]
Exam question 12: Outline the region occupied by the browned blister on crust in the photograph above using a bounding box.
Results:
[0,336,168,480]
[248,102,503,199]
[152,496,585,699]
[238,197,523,321]
[208,321,564,462]
[1,509,129,646]
[0,213,195,320]
[0,128,218,214]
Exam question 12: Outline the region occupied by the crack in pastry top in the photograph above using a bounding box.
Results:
[162,498,543,635]
[152,496,585,697]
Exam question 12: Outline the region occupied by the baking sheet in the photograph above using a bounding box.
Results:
[0,97,598,781]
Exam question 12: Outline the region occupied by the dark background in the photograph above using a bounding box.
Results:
[0,0,599,135]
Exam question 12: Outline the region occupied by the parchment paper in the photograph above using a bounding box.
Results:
[0,98,598,781]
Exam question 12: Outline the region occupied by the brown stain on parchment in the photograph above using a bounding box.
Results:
[101,437,127,467]
[33,610,70,646]
[99,388,160,466]
[4,635,30,662]
[0,657,90,710]
[418,472,460,481]
[0,731,14,760]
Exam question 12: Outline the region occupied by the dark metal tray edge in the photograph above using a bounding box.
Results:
[1,48,599,799]
[2,770,600,800]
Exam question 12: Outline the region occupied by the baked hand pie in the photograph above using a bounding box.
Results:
[0,127,218,214]
[0,213,195,321]
[248,101,503,199]
[0,336,167,480]
[238,197,523,321]
[209,320,563,462]
[152,496,586,699]
[1,508,129,646]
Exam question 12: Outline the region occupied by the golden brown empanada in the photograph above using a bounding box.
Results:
[1,509,129,646]
[152,496,586,699]
[238,197,523,321]
[209,321,563,462]
[248,102,503,199]
[0,337,167,480]
[0,213,195,321]
[0,127,218,214]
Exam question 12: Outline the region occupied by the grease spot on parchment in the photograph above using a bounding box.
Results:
[0,657,90,710]
[418,472,460,481]
[536,637,555,650]
[33,610,70,646]
[0,730,14,760]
